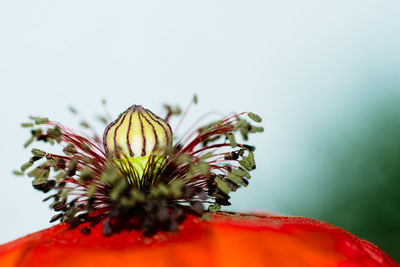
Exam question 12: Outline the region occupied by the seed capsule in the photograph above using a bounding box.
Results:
[103,105,172,159]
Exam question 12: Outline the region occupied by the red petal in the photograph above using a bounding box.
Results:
[0,213,396,267]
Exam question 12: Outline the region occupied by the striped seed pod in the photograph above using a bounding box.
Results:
[103,105,172,159]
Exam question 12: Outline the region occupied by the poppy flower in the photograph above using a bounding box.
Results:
[2,98,397,266]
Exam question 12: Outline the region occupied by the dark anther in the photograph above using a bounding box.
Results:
[102,219,113,236]
[80,227,91,235]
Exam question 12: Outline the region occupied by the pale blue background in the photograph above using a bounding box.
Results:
[1,0,400,247]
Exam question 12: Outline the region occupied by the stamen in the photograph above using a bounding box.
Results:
[17,100,262,235]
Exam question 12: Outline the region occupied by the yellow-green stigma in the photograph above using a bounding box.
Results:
[114,155,166,184]
[103,105,172,182]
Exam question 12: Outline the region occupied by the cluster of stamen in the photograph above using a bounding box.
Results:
[16,98,263,235]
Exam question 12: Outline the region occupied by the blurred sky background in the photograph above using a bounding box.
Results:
[1,0,399,261]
